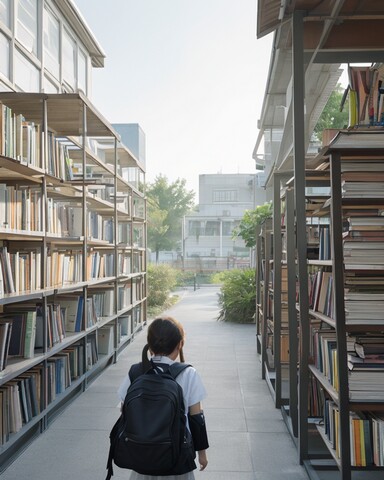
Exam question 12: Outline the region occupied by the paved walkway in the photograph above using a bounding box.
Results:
[1,286,308,480]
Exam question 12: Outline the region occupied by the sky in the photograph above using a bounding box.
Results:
[74,0,273,196]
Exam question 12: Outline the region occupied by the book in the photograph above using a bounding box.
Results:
[98,325,114,355]
[23,311,37,359]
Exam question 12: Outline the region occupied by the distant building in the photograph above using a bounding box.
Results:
[182,173,266,271]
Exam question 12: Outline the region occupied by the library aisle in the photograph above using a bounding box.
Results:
[1,286,308,480]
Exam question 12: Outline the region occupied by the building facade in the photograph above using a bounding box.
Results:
[182,173,266,271]
[0,0,106,95]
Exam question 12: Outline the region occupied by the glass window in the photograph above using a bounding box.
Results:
[205,221,220,236]
[0,31,10,78]
[16,0,38,55]
[43,7,59,79]
[43,75,59,93]
[0,0,10,28]
[78,48,87,93]
[0,79,11,91]
[222,221,232,236]
[189,220,201,236]
[62,28,76,89]
[213,190,237,202]
[14,48,39,91]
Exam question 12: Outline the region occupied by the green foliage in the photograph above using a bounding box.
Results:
[233,202,272,248]
[313,83,349,141]
[211,270,234,284]
[147,263,177,308]
[217,269,256,323]
[147,175,195,261]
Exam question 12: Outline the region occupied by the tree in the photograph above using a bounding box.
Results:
[147,175,195,262]
[232,202,273,248]
[313,83,349,141]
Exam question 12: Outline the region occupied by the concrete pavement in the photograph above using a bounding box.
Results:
[1,286,308,480]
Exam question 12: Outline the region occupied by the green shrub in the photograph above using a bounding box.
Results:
[147,264,177,308]
[217,269,256,323]
[211,270,234,284]
[175,270,196,287]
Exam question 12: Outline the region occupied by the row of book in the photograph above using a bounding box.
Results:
[92,290,115,317]
[118,284,132,311]
[308,268,384,326]
[324,398,384,467]
[132,250,144,272]
[0,296,102,372]
[118,253,132,276]
[0,183,128,241]
[47,201,83,238]
[118,221,132,245]
[0,343,86,445]
[0,103,144,196]
[0,103,42,169]
[311,327,384,400]
[347,64,384,127]
[47,200,115,242]
[46,133,75,180]
[318,225,331,261]
[311,327,339,391]
[87,252,114,280]
[309,269,334,318]
[132,277,145,303]
[0,247,41,295]
[0,245,141,302]
[0,184,43,232]
[343,221,384,268]
[348,336,384,401]
[0,366,43,444]
[117,315,132,343]
[46,250,83,288]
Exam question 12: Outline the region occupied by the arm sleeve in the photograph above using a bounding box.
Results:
[182,367,207,408]
[117,375,131,402]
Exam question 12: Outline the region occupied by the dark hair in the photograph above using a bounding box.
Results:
[142,316,185,370]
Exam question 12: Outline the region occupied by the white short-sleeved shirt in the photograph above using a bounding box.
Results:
[117,355,207,412]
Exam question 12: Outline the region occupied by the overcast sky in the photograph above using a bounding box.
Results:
[74,0,273,196]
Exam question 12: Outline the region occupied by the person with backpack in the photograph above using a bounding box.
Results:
[106,316,209,480]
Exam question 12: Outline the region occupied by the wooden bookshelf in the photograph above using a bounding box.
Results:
[255,217,273,386]
[0,92,146,470]
[302,130,384,480]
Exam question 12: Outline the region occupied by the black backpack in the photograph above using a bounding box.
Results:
[105,361,196,479]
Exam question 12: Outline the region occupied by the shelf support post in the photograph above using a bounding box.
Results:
[292,9,309,464]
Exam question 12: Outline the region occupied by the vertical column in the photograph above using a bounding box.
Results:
[273,173,282,408]
[330,151,351,480]
[292,10,309,463]
[113,136,119,360]
[82,103,87,283]
[286,186,298,437]
[255,224,262,354]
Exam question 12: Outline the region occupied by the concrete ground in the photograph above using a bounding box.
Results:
[1,286,308,480]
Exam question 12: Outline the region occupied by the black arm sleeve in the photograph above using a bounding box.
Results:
[188,412,209,451]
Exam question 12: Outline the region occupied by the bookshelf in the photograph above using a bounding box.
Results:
[255,223,262,355]
[0,92,146,470]
[280,182,299,439]
[270,172,292,410]
[256,217,275,395]
[301,131,384,480]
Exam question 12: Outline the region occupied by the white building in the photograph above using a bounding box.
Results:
[0,0,105,95]
[182,173,266,271]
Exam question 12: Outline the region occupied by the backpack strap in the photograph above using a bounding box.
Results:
[128,362,144,382]
[129,360,191,383]
[167,362,191,379]
[105,416,122,480]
